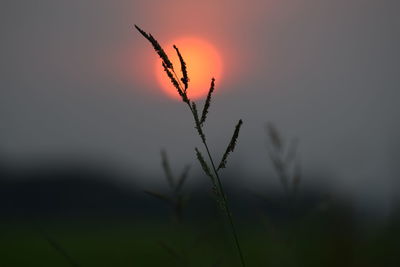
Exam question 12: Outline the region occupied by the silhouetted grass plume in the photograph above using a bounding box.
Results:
[135,25,246,267]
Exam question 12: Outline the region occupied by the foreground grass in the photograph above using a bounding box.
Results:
[1,218,399,267]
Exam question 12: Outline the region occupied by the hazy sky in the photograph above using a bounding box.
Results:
[1,0,399,213]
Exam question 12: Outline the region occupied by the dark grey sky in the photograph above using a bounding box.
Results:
[1,0,399,214]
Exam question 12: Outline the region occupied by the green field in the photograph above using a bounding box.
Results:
[2,216,399,267]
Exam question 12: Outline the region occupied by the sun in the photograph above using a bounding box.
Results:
[155,37,223,100]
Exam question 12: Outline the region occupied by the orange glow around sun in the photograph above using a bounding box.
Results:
[155,37,222,100]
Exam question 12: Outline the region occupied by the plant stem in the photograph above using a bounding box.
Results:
[202,142,246,267]
[183,89,246,267]
[171,59,245,266]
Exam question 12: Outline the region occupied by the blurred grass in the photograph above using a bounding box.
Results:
[1,217,399,267]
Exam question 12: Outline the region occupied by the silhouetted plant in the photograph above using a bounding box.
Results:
[135,25,246,267]
[145,150,227,266]
[145,149,190,223]
[265,123,301,198]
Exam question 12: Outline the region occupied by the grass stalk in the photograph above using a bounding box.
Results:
[265,123,301,199]
[135,25,246,267]
[203,142,247,267]
[145,150,190,223]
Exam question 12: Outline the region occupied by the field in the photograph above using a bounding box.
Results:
[2,211,399,267]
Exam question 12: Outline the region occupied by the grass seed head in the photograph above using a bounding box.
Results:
[200,78,216,125]
[195,148,220,196]
[176,165,191,192]
[173,45,189,90]
[134,25,173,69]
[162,62,190,104]
[218,119,243,170]
[161,150,174,188]
[195,148,213,180]
[266,122,282,151]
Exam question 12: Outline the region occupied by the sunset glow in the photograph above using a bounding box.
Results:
[155,37,222,100]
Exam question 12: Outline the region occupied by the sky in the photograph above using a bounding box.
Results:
[1,0,399,214]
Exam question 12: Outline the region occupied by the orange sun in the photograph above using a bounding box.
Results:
[155,37,223,100]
